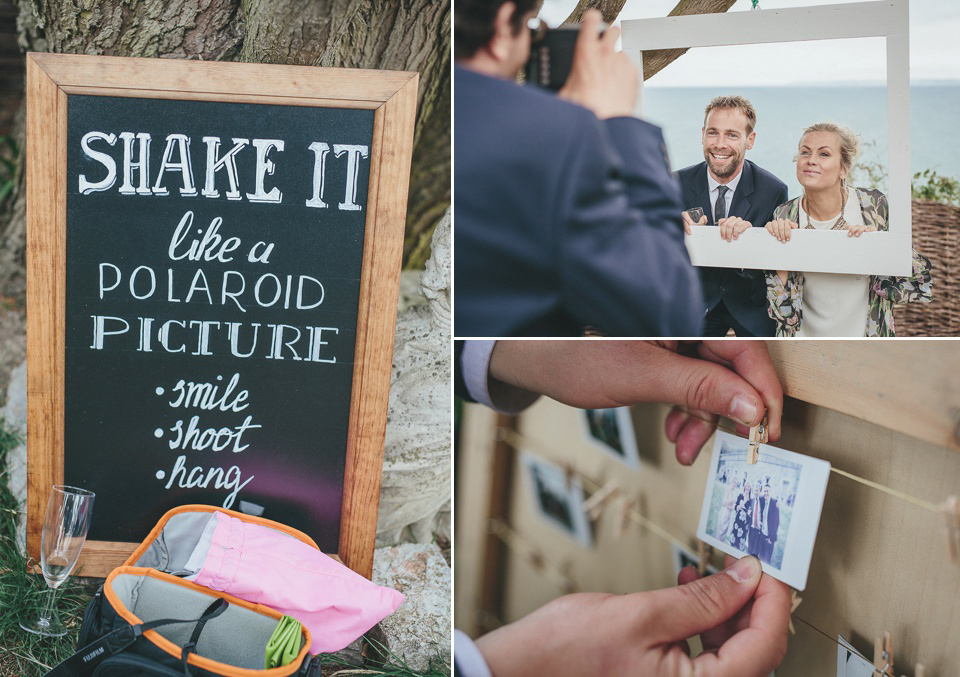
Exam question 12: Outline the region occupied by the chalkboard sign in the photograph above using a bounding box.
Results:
[26,54,419,578]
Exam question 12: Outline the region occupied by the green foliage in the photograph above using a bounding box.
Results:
[0,136,18,207]
[911,169,960,206]
[849,139,888,193]
[0,419,95,677]
[849,139,960,206]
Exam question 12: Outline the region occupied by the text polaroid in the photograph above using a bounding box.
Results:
[520,451,593,547]
[837,635,875,677]
[696,430,830,590]
[671,542,718,579]
[581,408,640,468]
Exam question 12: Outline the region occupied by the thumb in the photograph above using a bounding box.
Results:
[643,556,762,642]
[650,351,764,427]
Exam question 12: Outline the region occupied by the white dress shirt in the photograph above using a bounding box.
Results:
[707,167,744,223]
[460,341,540,413]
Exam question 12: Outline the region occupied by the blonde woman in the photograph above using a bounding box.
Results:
[764,123,932,336]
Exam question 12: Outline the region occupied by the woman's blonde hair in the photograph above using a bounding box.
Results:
[798,122,860,177]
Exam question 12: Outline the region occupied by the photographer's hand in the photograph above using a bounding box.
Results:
[475,556,791,677]
[557,9,638,119]
[488,340,783,465]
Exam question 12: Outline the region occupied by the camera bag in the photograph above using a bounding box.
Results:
[44,505,326,677]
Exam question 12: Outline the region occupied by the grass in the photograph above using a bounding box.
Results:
[0,419,96,677]
[0,136,17,207]
[320,636,451,677]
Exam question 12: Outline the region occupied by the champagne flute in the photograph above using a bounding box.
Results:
[20,485,95,637]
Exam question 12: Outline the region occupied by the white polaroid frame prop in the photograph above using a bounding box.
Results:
[581,408,641,468]
[622,0,912,276]
[696,431,831,591]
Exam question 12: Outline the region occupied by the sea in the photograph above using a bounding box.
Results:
[641,83,960,198]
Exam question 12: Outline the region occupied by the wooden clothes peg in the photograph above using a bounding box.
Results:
[582,480,619,522]
[787,590,802,635]
[697,541,713,576]
[943,495,960,564]
[747,414,768,464]
[614,497,636,539]
[873,631,894,677]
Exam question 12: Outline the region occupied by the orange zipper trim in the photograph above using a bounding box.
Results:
[104,567,312,677]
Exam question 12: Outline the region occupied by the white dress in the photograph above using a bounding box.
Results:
[796,186,870,337]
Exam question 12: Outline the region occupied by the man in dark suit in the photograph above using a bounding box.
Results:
[758,483,781,565]
[678,97,788,337]
[454,1,703,337]
[747,479,765,559]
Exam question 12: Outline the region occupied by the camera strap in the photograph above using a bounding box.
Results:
[44,597,229,677]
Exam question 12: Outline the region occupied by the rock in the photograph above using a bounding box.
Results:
[1,360,27,551]
[378,210,451,545]
[372,543,451,672]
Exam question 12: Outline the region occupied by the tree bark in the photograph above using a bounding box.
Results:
[563,0,627,25]
[0,0,449,299]
[237,0,450,267]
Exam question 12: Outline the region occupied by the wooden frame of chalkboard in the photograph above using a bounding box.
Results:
[26,53,418,579]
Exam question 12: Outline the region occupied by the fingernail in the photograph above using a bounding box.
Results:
[724,556,760,583]
[729,395,758,425]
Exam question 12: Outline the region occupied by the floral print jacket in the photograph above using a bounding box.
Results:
[765,187,933,336]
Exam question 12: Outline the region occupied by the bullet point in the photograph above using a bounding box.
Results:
[154,428,163,438]
[156,470,165,480]
[155,386,164,396]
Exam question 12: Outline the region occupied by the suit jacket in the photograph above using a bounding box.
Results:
[454,65,704,337]
[677,160,788,337]
[760,497,780,542]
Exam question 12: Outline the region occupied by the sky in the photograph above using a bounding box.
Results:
[538,0,960,87]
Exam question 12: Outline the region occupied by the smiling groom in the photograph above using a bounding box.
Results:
[678,96,788,337]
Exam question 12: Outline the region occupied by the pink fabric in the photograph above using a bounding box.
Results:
[192,512,404,653]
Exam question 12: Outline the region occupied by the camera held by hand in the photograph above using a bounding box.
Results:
[524,22,580,92]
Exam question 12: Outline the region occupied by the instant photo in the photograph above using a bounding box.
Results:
[520,452,593,547]
[836,635,875,677]
[582,408,640,468]
[671,543,718,578]
[696,431,830,590]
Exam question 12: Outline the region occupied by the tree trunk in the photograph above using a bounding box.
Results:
[0,0,449,299]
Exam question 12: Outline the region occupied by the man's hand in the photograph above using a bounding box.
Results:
[719,217,752,242]
[681,210,708,235]
[476,556,791,677]
[488,341,783,465]
[765,218,799,242]
[557,10,638,119]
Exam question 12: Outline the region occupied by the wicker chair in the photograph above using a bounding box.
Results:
[894,200,960,336]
